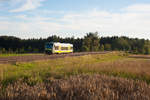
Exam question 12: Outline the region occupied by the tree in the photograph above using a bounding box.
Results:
[0,48,2,54]
[19,47,25,53]
[100,44,104,51]
[33,48,39,53]
[82,32,100,51]
[104,44,111,51]
[133,47,138,54]
[8,48,13,54]
[15,48,19,54]
[82,36,92,51]
[28,46,32,53]
[115,38,130,51]
[2,48,6,54]
[144,45,150,55]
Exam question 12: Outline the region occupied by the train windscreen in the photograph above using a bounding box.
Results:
[45,43,53,49]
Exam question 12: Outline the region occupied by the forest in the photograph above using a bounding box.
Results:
[0,32,150,54]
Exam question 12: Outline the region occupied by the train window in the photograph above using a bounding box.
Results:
[61,47,64,50]
[55,46,59,50]
[61,47,68,50]
[66,47,68,50]
[70,47,73,50]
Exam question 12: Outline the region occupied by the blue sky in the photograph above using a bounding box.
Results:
[0,0,150,39]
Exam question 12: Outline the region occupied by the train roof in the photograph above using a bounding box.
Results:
[53,42,73,47]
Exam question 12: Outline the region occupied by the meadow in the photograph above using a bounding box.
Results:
[0,53,43,57]
[0,52,150,100]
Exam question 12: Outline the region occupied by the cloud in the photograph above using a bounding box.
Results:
[0,0,9,2]
[0,3,150,39]
[9,0,45,12]
[59,9,150,37]
[0,15,62,38]
[123,4,150,12]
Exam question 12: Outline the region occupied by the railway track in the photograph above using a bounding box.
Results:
[0,52,110,64]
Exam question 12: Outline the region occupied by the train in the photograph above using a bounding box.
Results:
[45,42,73,54]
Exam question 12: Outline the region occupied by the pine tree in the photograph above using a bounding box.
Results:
[20,47,25,53]
[100,44,104,51]
[104,44,111,51]
[144,45,150,55]
[2,48,6,54]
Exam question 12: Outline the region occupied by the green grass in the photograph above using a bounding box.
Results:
[1,52,150,86]
[0,53,43,57]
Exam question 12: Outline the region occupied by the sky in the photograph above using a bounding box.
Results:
[0,0,150,39]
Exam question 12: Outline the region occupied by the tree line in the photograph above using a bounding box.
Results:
[0,32,150,54]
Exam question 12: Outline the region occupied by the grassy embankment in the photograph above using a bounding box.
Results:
[0,52,150,86]
[0,53,43,57]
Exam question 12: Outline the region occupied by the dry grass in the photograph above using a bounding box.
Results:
[1,74,150,100]
[98,59,150,75]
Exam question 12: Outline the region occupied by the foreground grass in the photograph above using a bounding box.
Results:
[1,52,150,86]
[0,53,43,57]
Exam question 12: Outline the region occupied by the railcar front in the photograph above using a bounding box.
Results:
[45,42,54,54]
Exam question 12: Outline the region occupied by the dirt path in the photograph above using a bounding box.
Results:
[129,55,150,59]
[0,52,109,64]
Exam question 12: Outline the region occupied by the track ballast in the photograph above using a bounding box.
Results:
[0,52,110,64]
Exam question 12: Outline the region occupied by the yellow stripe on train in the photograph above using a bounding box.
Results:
[54,50,73,54]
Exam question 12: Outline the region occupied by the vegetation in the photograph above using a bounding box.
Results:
[0,52,125,85]
[0,52,150,85]
[1,52,150,99]
[82,32,100,51]
[1,75,150,100]
[0,53,42,57]
[0,32,150,54]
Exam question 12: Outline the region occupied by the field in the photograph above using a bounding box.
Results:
[0,53,43,57]
[0,52,108,64]
[0,52,150,100]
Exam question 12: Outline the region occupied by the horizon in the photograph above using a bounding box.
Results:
[0,33,149,40]
[0,0,150,39]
